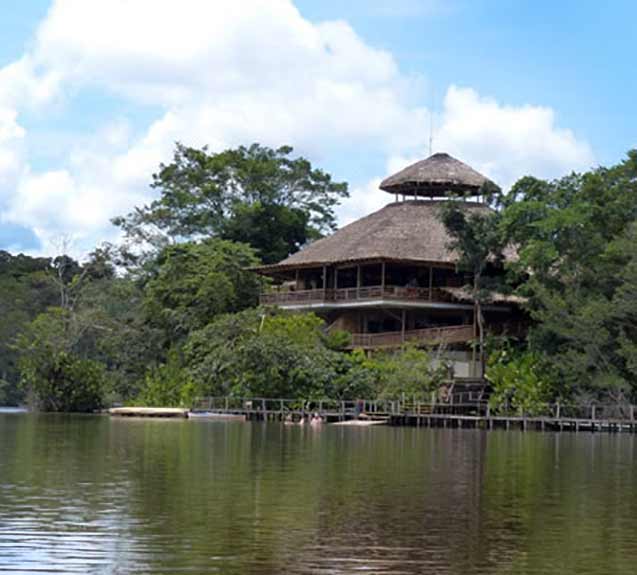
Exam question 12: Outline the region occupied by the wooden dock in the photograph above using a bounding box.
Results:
[109,407,189,418]
[190,396,637,433]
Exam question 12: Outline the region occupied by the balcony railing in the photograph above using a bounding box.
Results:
[349,324,475,349]
[260,285,454,306]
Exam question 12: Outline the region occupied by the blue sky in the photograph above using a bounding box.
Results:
[0,0,634,256]
[297,0,636,165]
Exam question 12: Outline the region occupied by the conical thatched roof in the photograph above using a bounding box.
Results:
[255,200,493,274]
[380,152,493,197]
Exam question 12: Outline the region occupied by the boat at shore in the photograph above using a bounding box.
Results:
[331,419,388,427]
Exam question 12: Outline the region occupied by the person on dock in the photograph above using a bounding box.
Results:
[310,413,323,426]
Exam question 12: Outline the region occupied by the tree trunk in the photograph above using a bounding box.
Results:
[474,275,485,379]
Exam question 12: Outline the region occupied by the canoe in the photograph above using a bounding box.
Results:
[331,419,388,427]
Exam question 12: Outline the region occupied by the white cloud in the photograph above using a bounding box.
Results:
[0,107,26,193]
[435,86,594,189]
[343,86,595,216]
[0,0,594,256]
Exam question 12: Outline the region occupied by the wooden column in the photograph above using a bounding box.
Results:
[356,264,361,298]
[295,268,300,290]
[401,309,406,343]
[428,265,433,300]
[322,265,327,291]
[334,267,339,290]
[381,262,386,291]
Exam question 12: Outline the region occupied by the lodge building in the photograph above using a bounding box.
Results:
[254,153,523,377]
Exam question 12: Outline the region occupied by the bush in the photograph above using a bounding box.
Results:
[20,351,107,412]
[136,349,195,407]
[486,350,552,415]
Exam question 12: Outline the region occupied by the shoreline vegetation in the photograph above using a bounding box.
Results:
[2,144,637,416]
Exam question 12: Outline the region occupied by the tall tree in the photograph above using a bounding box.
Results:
[439,189,507,377]
[143,238,262,343]
[500,150,637,399]
[113,143,349,264]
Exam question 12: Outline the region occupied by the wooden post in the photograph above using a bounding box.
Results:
[295,268,300,290]
[556,401,561,419]
[322,265,327,292]
[381,262,386,291]
[224,397,229,411]
[357,264,361,298]
[591,404,596,420]
[428,265,433,300]
[401,309,406,343]
[334,267,338,290]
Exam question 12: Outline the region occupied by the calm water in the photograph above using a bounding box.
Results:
[1,414,636,574]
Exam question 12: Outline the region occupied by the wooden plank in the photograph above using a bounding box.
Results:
[109,407,188,418]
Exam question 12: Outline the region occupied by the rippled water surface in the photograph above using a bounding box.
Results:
[1,414,637,574]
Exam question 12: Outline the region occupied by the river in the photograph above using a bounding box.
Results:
[0,412,635,574]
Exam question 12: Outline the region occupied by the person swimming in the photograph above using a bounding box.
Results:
[310,413,323,426]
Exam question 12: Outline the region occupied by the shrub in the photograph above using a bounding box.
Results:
[486,350,552,415]
[20,351,107,412]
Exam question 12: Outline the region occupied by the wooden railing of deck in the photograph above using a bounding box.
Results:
[260,285,454,306]
[349,324,474,349]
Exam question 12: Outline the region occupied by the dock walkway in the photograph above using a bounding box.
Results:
[191,396,637,433]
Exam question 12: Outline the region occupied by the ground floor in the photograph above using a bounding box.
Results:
[318,306,525,377]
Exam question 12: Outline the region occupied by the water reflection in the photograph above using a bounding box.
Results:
[0,414,636,574]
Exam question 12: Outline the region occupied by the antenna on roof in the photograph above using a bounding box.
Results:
[428,83,435,156]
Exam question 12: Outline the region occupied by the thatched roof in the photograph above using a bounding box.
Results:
[255,200,494,274]
[380,152,493,197]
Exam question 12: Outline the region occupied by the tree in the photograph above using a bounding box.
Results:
[15,309,108,412]
[143,238,262,342]
[371,346,447,400]
[500,150,637,399]
[113,143,349,264]
[0,251,60,403]
[184,308,340,398]
[439,192,507,378]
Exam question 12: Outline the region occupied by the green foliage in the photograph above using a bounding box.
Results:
[19,350,106,412]
[143,238,262,341]
[137,349,195,407]
[184,309,338,398]
[323,329,352,351]
[113,143,349,264]
[486,350,552,415]
[370,346,448,400]
[439,195,508,376]
[501,150,637,397]
[184,312,444,401]
[0,251,61,403]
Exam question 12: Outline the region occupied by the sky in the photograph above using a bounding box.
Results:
[0,0,635,257]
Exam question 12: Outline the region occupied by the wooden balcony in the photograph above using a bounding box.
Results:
[348,324,475,349]
[260,285,455,307]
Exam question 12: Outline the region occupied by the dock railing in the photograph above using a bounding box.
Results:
[192,396,637,423]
